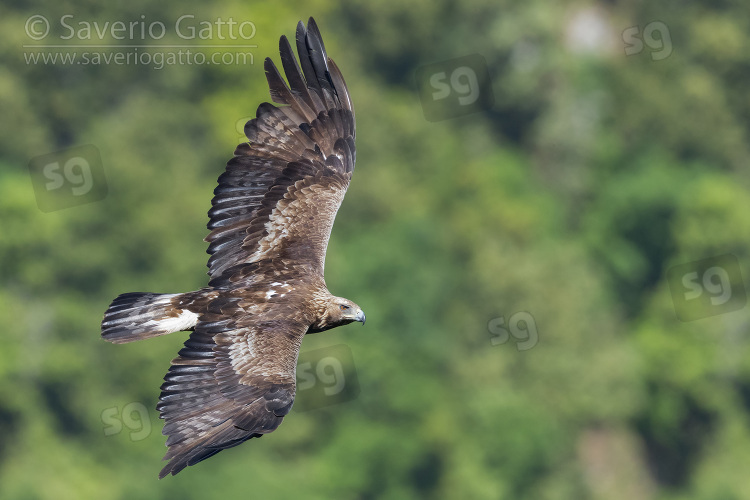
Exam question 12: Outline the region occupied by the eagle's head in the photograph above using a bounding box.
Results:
[310,296,365,333]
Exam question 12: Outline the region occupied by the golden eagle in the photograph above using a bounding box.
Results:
[101,17,364,478]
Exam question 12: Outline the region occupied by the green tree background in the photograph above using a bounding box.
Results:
[2,0,750,498]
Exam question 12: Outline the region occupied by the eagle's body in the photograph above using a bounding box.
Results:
[100,18,364,478]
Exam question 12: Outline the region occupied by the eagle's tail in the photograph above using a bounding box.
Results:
[101,292,200,344]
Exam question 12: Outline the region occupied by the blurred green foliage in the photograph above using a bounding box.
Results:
[2,0,750,498]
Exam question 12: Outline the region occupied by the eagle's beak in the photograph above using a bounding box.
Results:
[355,309,366,325]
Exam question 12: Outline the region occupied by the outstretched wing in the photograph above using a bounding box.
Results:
[206,18,356,279]
[156,290,310,478]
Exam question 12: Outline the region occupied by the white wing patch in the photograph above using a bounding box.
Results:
[265,283,293,301]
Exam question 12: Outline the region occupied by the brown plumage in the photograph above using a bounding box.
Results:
[100,18,364,478]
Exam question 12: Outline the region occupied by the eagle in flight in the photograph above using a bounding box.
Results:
[101,18,364,478]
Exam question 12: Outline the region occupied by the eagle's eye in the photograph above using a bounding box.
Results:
[339,304,350,311]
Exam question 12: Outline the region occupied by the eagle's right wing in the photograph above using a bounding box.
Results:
[206,18,356,280]
[156,292,309,478]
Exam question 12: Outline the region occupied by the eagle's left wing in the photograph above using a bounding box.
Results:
[156,294,309,478]
[206,18,356,280]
